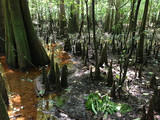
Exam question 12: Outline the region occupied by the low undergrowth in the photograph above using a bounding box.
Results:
[84,92,132,115]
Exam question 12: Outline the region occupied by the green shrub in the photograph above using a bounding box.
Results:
[84,92,117,115]
[84,92,132,115]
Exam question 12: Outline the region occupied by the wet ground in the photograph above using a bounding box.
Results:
[0,56,39,120]
[0,43,72,120]
[0,41,160,119]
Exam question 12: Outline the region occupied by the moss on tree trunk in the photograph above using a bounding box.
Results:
[4,0,50,71]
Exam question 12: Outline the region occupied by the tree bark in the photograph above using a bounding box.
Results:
[4,0,50,71]
[92,0,100,80]
[131,0,141,52]
[136,0,149,64]
[68,2,79,33]
[59,0,66,35]
[0,94,10,120]
[0,0,5,54]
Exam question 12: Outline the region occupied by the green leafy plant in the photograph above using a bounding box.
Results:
[117,103,132,114]
[84,92,117,115]
[53,96,66,107]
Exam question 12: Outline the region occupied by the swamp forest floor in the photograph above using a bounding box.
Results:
[0,33,160,120]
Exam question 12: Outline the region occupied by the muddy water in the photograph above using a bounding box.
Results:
[0,43,72,120]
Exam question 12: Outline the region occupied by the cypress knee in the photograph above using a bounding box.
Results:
[106,61,113,87]
[64,38,71,52]
[42,67,50,93]
[99,42,108,67]
[141,105,146,120]
[146,98,154,120]
[110,80,116,99]
[61,64,68,88]
[55,63,61,91]
[153,88,160,113]
[149,73,157,89]
[48,54,56,91]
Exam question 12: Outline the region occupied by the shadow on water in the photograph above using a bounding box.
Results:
[0,43,72,120]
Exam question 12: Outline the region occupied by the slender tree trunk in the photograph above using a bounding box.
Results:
[128,0,136,54]
[136,0,149,64]
[110,8,114,33]
[104,10,111,32]
[115,0,121,34]
[59,0,66,35]
[78,0,84,39]
[76,0,80,25]
[132,0,142,52]
[92,0,100,80]
[85,0,91,44]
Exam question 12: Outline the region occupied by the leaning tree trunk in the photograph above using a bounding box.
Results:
[4,0,50,71]
[0,0,5,54]
[136,0,149,64]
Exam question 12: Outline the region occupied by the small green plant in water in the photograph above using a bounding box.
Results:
[84,92,117,115]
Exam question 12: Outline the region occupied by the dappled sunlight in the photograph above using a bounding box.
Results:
[11,94,21,104]
[6,69,14,74]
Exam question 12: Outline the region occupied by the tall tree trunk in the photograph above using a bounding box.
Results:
[128,0,136,54]
[4,0,50,71]
[0,0,5,54]
[115,0,121,34]
[110,8,114,33]
[136,0,149,64]
[85,0,91,44]
[104,9,111,32]
[59,0,66,35]
[132,0,141,52]
[92,0,100,80]
[68,1,79,33]
[76,0,80,25]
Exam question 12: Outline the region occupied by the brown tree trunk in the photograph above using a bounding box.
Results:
[68,1,79,33]
[136,0,149,64]
[59,0,66,35]
[132,0,141,52]
[92,0,100,80]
